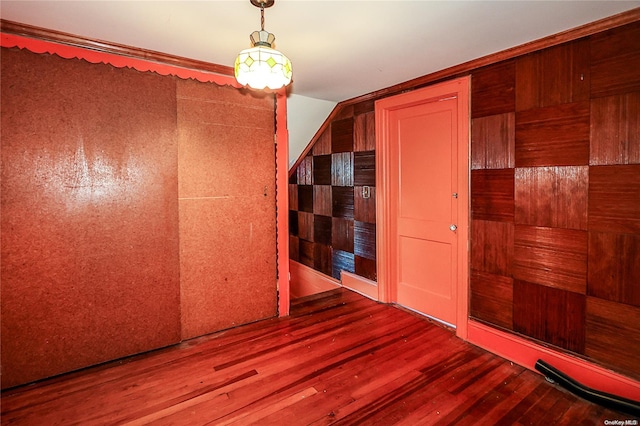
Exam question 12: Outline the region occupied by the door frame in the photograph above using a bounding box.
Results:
[375,76,470,339]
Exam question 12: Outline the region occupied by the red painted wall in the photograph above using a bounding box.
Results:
[1,46,278,388]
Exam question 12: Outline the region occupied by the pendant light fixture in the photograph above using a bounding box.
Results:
[234,0,292,90]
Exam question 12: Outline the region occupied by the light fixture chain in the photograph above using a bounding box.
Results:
[261,6,265,31]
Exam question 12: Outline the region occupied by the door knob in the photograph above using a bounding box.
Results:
[450,224,457,232]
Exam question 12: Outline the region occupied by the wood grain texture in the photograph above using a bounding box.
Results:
[297,211,314,242]
[331,217,354,253]
[588,165,640,234]
[0,289,624,425]
[471,169,515,222]
[313,243,333,277]
[297,185,314,213]
[355,256,377,282]
[513,280,586,354]
[471,60,516,118]
[332,249,355,280]
[332,186,355,219]
[313,185,332,217]
[354,111,376,152]
[515,101,590,167]
[312,128,332,156]
[354,220,377,261]
[298,239,314,268]
[470,270,514,330]
[515,166,588,230]
[471,219,514,276]
[513,225,588,294]
[590,20,640,98]
[314,215,332,246]
[288,183,298,210]
[471,112,515,170]
[354,150,376,186]
[331,152,354,186]
[515,39,590,111]
[296,156,312,185]
[331,117,354,153]
[588,231,640,307]
[313,154,332,185]
[585,296,640,381]
[289,235,299,262]
[590,92,640,165]
[354,187,376,227]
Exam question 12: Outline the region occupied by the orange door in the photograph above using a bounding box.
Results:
[390,97,459,326]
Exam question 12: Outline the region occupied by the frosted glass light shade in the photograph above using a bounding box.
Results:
[234,32,292,90]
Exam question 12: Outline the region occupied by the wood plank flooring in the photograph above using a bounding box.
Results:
[1,288,633,425]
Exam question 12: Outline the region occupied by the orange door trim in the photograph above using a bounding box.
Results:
[375,76,470,339]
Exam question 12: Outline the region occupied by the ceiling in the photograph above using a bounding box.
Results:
[2,1,639,164]
[2,0,639,103]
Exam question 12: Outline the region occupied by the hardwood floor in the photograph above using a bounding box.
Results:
[1,288,633,425]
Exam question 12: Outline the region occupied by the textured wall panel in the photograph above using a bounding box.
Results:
[313,215,332,245]
[1,48,181,388]
[313,243,332,277]
[331,152,354,186]
[471,112,515,170]
[331,118,354,153]
[588,232,640,307]
[289,235,299,262]
[355,256,377,281]
[514,166,588,230]
[515,40,590,111]
[470,219,514,276]
[515,101,590,167]
[513,280,585,354]
[470,270,514,330]
[332,249,355,280]
[354,150,376,186]
[312,129,332,156]
[176,78,276,340]
[471,60,516,118]
[354,221,376,261]
[354,186,376,224]
[289,210,299,236]
[354,111,376,152]
[297,211,314,242]
[513,225,588,294]
[590,20,640,98]
[298,185,314,213]
[585,297,640,380]
[590,92,640,165]
[297,156,312,185]
[313,154,332,185]
[332,218,354,253]
[588,165,640,234]
[471,169,515,221]
[288,183,298,210]
[332,186,355,219]
[313,185,332,217]
[299,239,314,268]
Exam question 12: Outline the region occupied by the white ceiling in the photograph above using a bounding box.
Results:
[2,0,639,103]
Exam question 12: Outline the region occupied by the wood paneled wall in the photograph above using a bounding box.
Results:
[470,21,640,380]
[1,47,277,388]
[289,105,377,282]
[290,19,640,380]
